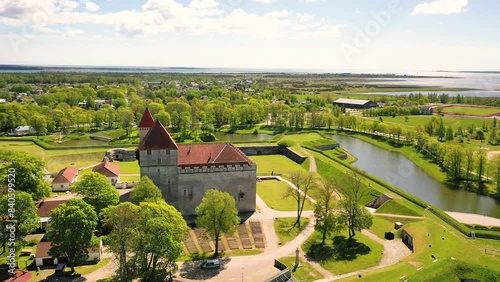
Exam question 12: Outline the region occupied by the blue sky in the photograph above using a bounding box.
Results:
[0,0,499,71]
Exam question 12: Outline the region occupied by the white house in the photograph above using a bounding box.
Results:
[51,166,79,192]
[93,160,120,184]
[35,199,68,230]
[9,125,35,136]
[35,241,103,267]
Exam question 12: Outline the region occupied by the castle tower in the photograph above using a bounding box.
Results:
[138,107,155,141]
[136,120,179,204]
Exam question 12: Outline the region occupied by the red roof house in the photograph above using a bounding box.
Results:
[93,161,120,184]
[51,166,78,191]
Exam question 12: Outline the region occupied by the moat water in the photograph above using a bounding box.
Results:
[331,134,500,218]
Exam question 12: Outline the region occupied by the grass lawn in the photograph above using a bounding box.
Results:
[279,256,325,281]
[274,217,310,245]
[442,106,500,116]
[249,155,308,176]
[303,229,383,275]
[278,133,325,147]
[374,199,423,217]
[257,179,314,211]
[368,215,422,240]
[339,216,500,282]
[114,160,140,174]
[0,140,106,172]
[120,175,141,182]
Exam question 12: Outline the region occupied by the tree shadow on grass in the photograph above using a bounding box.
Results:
[306,236,371,262]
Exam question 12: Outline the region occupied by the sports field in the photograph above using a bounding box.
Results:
[441,105,500,116]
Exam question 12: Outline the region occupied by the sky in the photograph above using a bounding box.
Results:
[0,0,499,72]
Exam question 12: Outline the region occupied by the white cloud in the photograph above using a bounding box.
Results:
[301,0,325,3]
[85,2,100,12]
[296,13,312,23]
[254,0,277,3]
[411,0,468,16]
[0,0,344,40]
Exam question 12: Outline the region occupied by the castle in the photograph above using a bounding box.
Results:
[135,108,257,216]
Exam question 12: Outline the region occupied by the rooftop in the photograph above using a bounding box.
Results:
[138,107,155,128]
[35,199,68,217]
[93,160,120,177]
[333,98,372,105]
[178,143,254,168]
[137,120,178,151]
[52,166,78,184]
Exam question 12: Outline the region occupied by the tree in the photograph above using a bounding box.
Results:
[102,202,141,282]
[338,173,373,239]
[445,126,454,142]
[464,148,475,185]
[314,179,343,246]
[155,110,171,128]
[132,202,188,281]
[31,114,48,138]
[436,119,445,141]
[489,125,498,145]
[130,176,163,205]
[476,150,487,192]
[286,171,316,228]
[118,107,134,136]
[492,154,500,198]
[71,172,120,219]
[0,151,51,200]
[196,189,240,256]
[47,199,98,273]
[0,191,39,253]
[445,145,464,185]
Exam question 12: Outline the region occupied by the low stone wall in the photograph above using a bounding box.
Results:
[313,144,339,151]
[238,146,281,156]
[284,147,306,164]
[106,149,137,162]
[90,135,113,142]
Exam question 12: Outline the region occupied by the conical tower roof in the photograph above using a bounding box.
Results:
[137,120,178,151]
[138,107,155,128]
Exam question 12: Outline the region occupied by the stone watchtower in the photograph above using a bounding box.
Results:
[136,120,179,202]
[138,107,155,141]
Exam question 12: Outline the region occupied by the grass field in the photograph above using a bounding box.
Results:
[274,217,310,245]
[362,115,488,131]
[442,105,500,116]
[249,154,308,176]
[368,215,422,240]
[257,179,314,211]
[0,140,106,172]
[279,256,325,281]
[303,228,384,275]
[374,199,423,217]
[338,215,500,282]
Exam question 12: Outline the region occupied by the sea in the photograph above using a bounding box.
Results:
[1,65,499,97]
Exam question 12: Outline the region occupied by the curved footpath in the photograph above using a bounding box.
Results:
[446,212,500,227]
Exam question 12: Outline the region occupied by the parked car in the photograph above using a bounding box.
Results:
[201,259,220,269]
[55,263,66,276]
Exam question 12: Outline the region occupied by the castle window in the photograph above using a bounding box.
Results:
[184,189,187,197]
[158,158,162,164]
[166,150,170,154]
[61,184,64,188]
[147,150,152,155]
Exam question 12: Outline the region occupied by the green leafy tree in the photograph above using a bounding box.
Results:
[314,179,343,246]
[132,202,188,281]
[286,171,316,229]
[445,126,454,142]
[71,172,120,219]
[118,107,135,136]
[436,119,445,141]
[102,202,141,282]
[476,150,487,192]
[445,145,464,185]
[464,148,475,185]
[0,191,39,252]
[339,173,373,239]
[0,151,51,200]
[130,176,163,205]
[196,189,240,256]
[47,199,98,273]
[31,114,48,138]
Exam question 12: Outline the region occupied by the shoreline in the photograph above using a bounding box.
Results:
[446,211,500,227]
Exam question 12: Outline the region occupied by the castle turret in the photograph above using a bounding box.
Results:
[138,107,155,141]
[136,120,179,203]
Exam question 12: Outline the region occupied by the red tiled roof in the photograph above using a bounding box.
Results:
[52,166,78,184]
[35,199,68,217]
[177,143,254,168]
[138,107,155,128]
[35,241,100,258]
[35,241,52,258]
[137,120,178,151]
[93,161,120,177]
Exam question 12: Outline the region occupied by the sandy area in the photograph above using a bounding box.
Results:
[446,211,500,227]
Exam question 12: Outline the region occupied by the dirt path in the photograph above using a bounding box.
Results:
[446,211,500,227]
[298,145,317,173]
